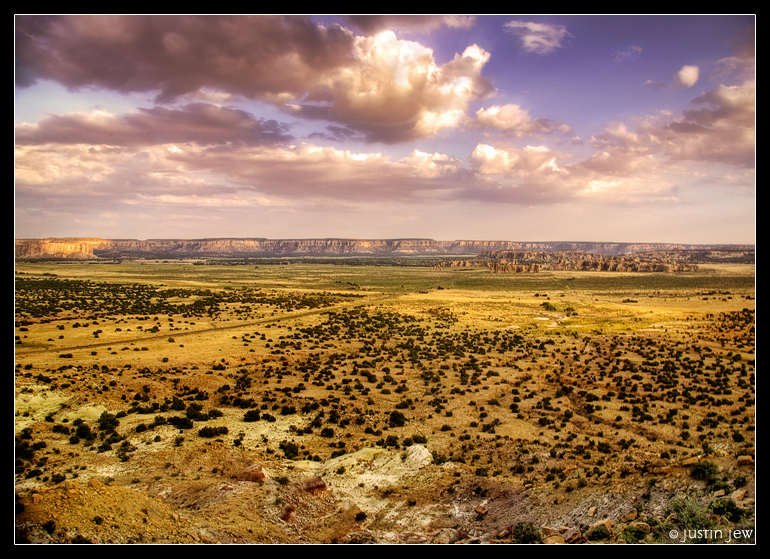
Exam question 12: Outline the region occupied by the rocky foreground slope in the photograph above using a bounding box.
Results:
[14,440,756,544]
[14,237,754,261]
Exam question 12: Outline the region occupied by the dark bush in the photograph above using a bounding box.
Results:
[389,410,407,427]
[52,424,70,435]
[279,440,299,459]
[198,426,228,438]
[75,423,93,440]
[511,522,542,543]
[690,460,718,481]
[586,524,611,541]
[97,412,119,432]
[168,416,194,430]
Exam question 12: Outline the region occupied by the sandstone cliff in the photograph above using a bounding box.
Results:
[14,237,754,261]
[15,238,102,260]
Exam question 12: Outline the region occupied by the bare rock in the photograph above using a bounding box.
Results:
[730,489,747,502]
[622,508,638,522]
[237,464,268,482]
[295,477,327,495]
[565,530,587,544]
[278,503,296,522]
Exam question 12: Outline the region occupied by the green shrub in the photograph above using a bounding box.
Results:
[666,497,715,533]
[586,524,611,541]
[622,524,648,543]
[710,499,746,522]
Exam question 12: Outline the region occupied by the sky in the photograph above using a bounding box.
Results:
[14,15,755,244]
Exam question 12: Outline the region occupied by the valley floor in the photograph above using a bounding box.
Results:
[15,261,755,544]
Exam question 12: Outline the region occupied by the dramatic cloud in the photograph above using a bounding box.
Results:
[503,20,573,54]
[15,138,475,208]
[287,32,494,143]
[16,16,493,144]
[16,15,357,103]
[15,103,293,147]
[588,78,755,168]
[674,65,700,88]
[14,15,755,242]
[343,15,475,34]
[663,80,755,167]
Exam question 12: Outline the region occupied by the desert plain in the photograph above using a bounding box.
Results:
[15,256,755,544]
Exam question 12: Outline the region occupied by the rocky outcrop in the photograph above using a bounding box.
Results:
[15,238,102,260]
[432,249,705,273]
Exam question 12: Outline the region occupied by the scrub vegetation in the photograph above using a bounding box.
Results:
[15,259,755,544]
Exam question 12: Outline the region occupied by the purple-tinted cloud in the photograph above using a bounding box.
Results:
[16,15,356,103]
[343,15,475,34]
[503,20,573,55]
[15,103,293,147]
[16,15,494,144]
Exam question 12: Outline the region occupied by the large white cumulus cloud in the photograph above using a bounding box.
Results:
[289,31,494,142]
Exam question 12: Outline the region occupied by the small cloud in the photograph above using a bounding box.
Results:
[503,20,573,55]
[613,45,642,63]
[674,65,699,88]
[471,104,571,137]
[645,79,666,90]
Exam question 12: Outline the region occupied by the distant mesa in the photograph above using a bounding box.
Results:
[14,237,755,262]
